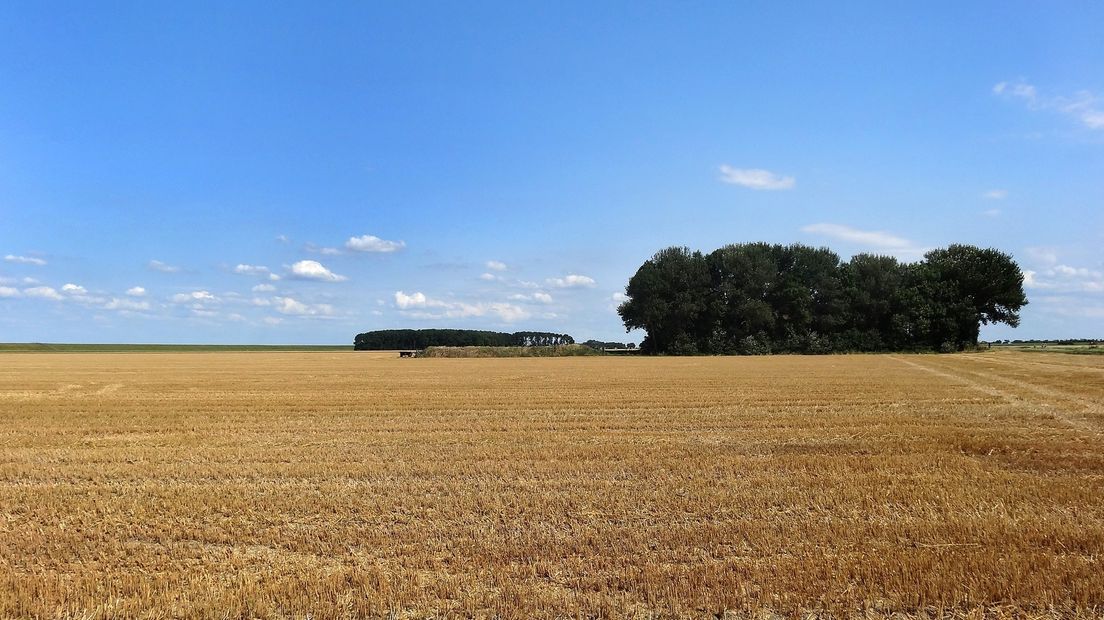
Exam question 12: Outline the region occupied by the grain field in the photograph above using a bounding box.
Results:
[1,351,1102,618]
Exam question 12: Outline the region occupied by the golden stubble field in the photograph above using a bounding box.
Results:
[1,351,1102,619]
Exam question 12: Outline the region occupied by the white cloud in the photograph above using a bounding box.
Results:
[546,274,596,289]
[61,283,87,295]
[983,189,1008,200]
[800,223,916,249]
[252,283,276,293]
[319,247,342,256]
[486,260,507,271]
[508,291,554,304]
[479,272,500,281]
[24,286,63,300]
[148,260,180,273]
[0,286,22,298]
[104,298,151,311]
[717,165,795,190]
[289,260,347,282]
[172,290,217,303]
[273,296,335,316]
[994,79,1104,130]
[276,234,290,244]
[393,290,529,322]
[4,254,46,266]
[394,291,429,309]
[1023,261,1104,294]
[251,297,272,307]
[345,234,406,253]
[234,264,272,277]
[126,286,146,297]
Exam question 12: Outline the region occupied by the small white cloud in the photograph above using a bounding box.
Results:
[251,297,272,307]
[479,272,500,281]
[717,165,795,191]
[995,79,1104,131]
[393,290,529,322]
[234,264,271,277]
[983,189,1008,200]
[252,283,277,293]
[4,254,46,266]
[532,291,553,304]
[104,298,150,311]
[61,283,87,295]
[345,234,405,253]
[800,223,914,249]
[1024,261,1104,293]
[486,260,507,271]
[126,286,146,297]
[0,286,22,298]
[982,208,1002,218]
[289,260,347,282]
[319,247,342,256]
[547,274,596,289]
[22,277,38,285]
[24,286,63,300]
[276,234,290,243]
[148,260,180,273]
[273,296,335,316]
[172,290,217,303]
[394,291,428,309]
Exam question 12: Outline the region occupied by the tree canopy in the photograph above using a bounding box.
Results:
[618,243,1027,355]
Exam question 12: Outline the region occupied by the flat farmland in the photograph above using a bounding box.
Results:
[1,352,1103,618]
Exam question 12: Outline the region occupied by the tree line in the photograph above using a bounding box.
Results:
[617,243,1027,355]
[354,329,575,350]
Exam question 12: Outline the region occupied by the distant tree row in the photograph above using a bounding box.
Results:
[582,340,637,350]
[354,329,574,350]
[617,243,1028,355]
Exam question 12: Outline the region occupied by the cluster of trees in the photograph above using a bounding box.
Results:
[617,243,1028,355]
[582,340,637,350]
[354,329,575,350]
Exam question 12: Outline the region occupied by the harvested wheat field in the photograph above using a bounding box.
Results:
[1,351,1103,619]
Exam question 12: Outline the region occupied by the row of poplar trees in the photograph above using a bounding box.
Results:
[617,243,1027,355]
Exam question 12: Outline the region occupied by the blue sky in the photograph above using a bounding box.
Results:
[1,2,1102,344]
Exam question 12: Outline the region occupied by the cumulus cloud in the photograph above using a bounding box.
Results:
[126,286,146,297]
[393,290,529,322]
[24,286,63,300]
[486,260,507,271]
[994,79,1104,130]
[983,189,1008,200]
[4,254,46,266]
[172,291,217,303]
[289,260,347,282]
[479,272,501,281]
[345,234,406,253]
[547,274,596,288]
[273,296,335,316]
[252,283,276,293]
[0,286,22,298]
[717,165,795,190]
[61,283,87,295]
[148,260,180,273]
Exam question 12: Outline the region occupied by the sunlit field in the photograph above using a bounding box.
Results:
[2,351,1102,618]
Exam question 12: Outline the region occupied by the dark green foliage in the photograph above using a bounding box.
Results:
[353,329,574,350]
[618,243,1027,355]
[582,340,636,350]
